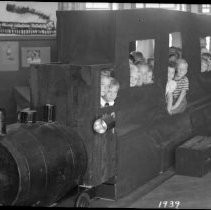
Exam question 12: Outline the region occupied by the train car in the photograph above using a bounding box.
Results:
[1,8,211,207]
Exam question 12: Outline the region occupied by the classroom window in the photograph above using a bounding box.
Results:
[112,3,118,10]
[85,3,111,10]
[202,5,211,13]
[129,39,155,87]
[140,4,177,9]
[181,4,187,11]
[135,3,144,8]
[159,4,177,9]
[145,4,160,8]
[135,4,186,11]
[200,36,211,72]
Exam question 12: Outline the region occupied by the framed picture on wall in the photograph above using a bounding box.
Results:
[21,47,51,67]
[0,41,19,71]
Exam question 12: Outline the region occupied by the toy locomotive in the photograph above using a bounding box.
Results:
[1,8,211,207]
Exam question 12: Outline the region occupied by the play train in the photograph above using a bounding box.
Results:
[1,8,211,207]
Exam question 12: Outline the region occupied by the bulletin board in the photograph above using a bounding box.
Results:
[0,41,19,71]
[21,46,51,67]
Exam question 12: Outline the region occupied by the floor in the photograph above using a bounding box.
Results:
[57,171,211,209]
[128,172,211,209]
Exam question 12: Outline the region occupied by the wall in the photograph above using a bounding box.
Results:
[0,36,57,123]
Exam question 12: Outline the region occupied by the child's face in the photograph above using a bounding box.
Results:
[200,38,206,48]
[177,63,188,79]
[139,65,148,74]
[130,72,139,87]
[147,71,153,83]
[139,65,149,84]
[168,67,175,80]
[149,60,154,67]
[130,64,139,87]
[201,60,208,72]
[105,86,119,102]
[101,76,111,97]
[136,70,143,86]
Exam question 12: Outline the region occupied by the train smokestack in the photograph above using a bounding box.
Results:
[0,108,6,135]
[18,109,37,124]
[43,104,56,123]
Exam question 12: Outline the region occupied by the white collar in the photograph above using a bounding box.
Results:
[101,97,114,107]
[109,101,115,106]
[101,97,107,107]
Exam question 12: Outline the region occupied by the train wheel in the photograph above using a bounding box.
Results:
[74,192,91,208]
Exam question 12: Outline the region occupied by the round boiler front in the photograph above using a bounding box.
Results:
[0,122,87,206]
[0,145,19,206]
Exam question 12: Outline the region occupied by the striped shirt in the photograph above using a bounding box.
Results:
[173,76,189,100]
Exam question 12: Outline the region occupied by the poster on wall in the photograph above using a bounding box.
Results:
[0,2,57,35]
[0,41,19,71]
[0,2,57,24]
[21,47,51,67]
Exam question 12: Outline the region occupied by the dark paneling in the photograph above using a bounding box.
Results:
[56,10,116,65]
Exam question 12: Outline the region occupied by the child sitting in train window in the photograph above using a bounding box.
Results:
[130,63,139,87]
[202,53,211,72]
[137,63,151,85]
[131,51,145,65]
[103,78,120,107]
[147,58,154,70]
[101,74,111,107]
[201,57,209,73]
[146,66,154,84]
[170,59,189,115]
[166,62,177,114]
[136,67,144,87]
[133,61,144,86]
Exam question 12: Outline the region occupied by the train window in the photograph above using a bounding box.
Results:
[200,36,211,72]
[100,70,120,108]
[129,39,155,87]
[169,32,182,62]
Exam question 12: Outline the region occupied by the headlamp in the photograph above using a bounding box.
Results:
[93,114,115,134]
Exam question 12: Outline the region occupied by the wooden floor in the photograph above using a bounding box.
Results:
[58,170,211,208]
[127,172,211,209]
